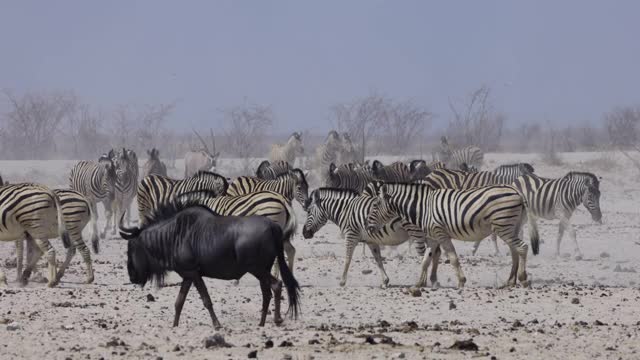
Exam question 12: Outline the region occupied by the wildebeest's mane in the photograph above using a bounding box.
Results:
[565,171,600,188]
[142,197,216,231]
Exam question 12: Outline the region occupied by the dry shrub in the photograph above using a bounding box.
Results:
[539,127,564,166]
[580,151,618,172]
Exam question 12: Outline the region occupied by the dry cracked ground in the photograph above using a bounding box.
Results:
[0,152,639,359]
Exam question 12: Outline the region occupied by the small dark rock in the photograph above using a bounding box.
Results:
[204,333,232,348]
[264,340,274,348]
[571,298,580,305]
[362,269,373,275]
[248,350,257,358]
[146,294,155,302]
[365,336,377,345]
[600,252,610,258]
[449,339,478,351]
[279,340,293,347]
[308,339,321,345]
[449,300,457,310]
[510,347,516,353]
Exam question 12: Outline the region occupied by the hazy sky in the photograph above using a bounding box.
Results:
[1,1,639,133]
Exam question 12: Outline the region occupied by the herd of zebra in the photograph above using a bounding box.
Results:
[0,131,602,297]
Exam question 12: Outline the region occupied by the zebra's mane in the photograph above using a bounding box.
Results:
[495,163,534,173]
[315,187,360,198]
[564,171,600,188]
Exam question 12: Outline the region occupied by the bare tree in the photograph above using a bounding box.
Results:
[2,90,76,159]
[224,101,274,174]
[604,106,640,171]
[447,85,505,151]
[332,93,429,159]
[110,103,175,151]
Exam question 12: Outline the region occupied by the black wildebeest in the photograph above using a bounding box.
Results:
[119,202,301,328]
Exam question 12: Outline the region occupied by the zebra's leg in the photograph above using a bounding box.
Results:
[55,247,76,284]
[429,243,442,288]
[471,239,482,256]
[340,234,358,287]
[101,201,113,239]
[77,240,94,284]
[415,244,435,288]
[366,243,389,288]
[555,222,566,257]
[439,239,466,288]
[15,239,23,282]
[492,234,500,256]
[20,235,41,286]
[34,238,58,287]
[560,214,581,257]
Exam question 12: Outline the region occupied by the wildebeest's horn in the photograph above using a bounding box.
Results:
[118,211,140,240]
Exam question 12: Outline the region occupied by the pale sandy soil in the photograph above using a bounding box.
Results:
[0,152,639,360]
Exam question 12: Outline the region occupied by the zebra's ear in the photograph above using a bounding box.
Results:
[372,160,383,172]
[330,163,337,173]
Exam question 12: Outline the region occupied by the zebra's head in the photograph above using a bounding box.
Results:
[98,156,118,199]
[366,182,396,232]
[580,174,602,224]
[290,169,309,206]
[289,132,304,155]
[302,190,328,239]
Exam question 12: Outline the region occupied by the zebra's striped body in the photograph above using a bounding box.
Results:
[0,183,69,287]
[337,133,358,165]
[69,158,117,251]
[314,131,342,184]
[436,137,484,170]
[256,160,292,180]
[180,190,297,276]
[510,172,602,256]
[269,132,304,166]
[326,162,374,193]
[372,161,413,183]
[302,188,440,287]
[227,169,309,207]
[367,183,539,288]
[137,171,228,226]
[112,148,139,233]
[16,189,94,284]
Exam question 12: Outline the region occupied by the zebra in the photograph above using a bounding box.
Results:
[314,130,342,184]
[269,132,304,166]
[337,132,359,165]
[15,189,95,284]
[422,163,535,255]
[436,136,484,170]
[111,148,139,233]
[366,182,539,288]
[302,188,449,288]
[226,169,309,208]
[256,160,292,180]
[178,190,297,277]
[325,162,374,193]
[372,160,436,183]
[136,171,228,226]
[69,157,118,252]
[507,172,602,257]
[143,148,167,177]
[0,183,68,287]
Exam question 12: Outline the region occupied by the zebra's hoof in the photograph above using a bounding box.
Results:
[274,316,284,326]
[430,282,440,289]
[339,280,346,287]
[85,275,95,284]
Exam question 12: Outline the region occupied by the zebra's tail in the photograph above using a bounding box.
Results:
[51,192,71,249]
[523,203,540,256]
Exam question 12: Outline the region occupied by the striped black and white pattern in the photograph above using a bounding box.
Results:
[143,148,167,177]
[314,131,342,183]
[227,169,309,207]
[69,158,117,249]
[0,183,69,287]
[137,171,228,226]
[511,172,602,256]
[325,162,374,193]
[111,148,139,233]
[269,132,304,166]
[178,190,297,276]
[436,137,484,170]
[337,132,359,165]
[302,188,441,287]
[367,182,539,288]
[15,189,94,284]
[255,160,292,180]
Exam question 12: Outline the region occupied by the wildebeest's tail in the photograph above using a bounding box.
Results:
[273,224,300,319]
[523,201,540,255]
